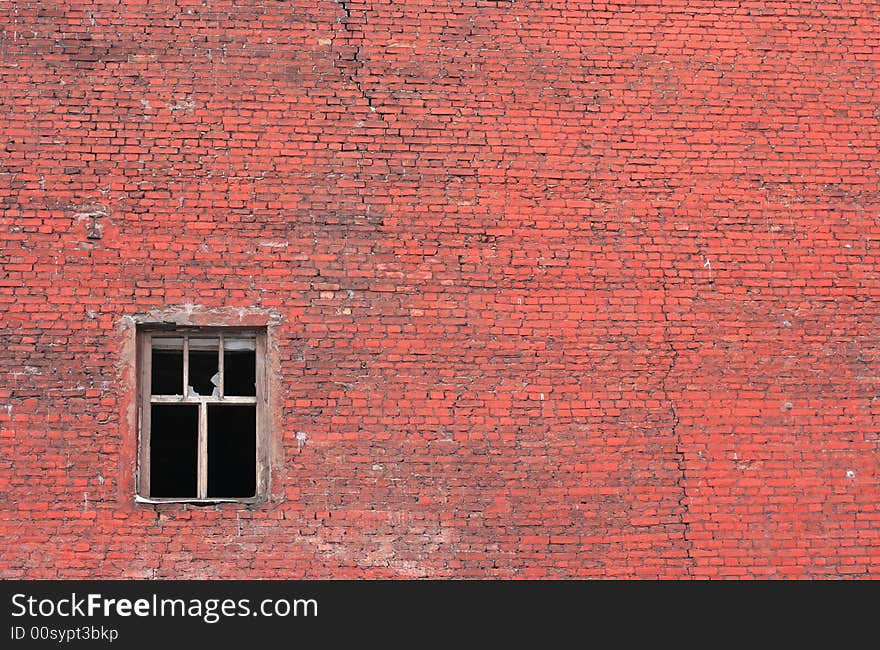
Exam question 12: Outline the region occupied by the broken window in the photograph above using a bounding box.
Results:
[137,329,267,502]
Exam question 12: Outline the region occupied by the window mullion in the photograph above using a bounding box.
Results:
[182,335,190,397]
[218,334,224,399]
[198,401,208,499]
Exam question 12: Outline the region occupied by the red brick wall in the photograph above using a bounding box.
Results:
[1,0,878,578]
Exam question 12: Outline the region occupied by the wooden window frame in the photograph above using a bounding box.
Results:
[136,326,269,504]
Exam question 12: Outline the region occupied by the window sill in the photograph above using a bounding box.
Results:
[135,495,263,506]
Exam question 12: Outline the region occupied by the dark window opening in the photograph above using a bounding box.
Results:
[223,340,256,396]
[207,405,256,498]
[151,339,183,395]
[188,337,219,397]
[149,404,198,498]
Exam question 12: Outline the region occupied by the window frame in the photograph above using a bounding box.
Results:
[136,325,269,504]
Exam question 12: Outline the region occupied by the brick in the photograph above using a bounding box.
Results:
[0,0,877,580]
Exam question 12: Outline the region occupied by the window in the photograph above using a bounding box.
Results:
[137,328,268,503]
